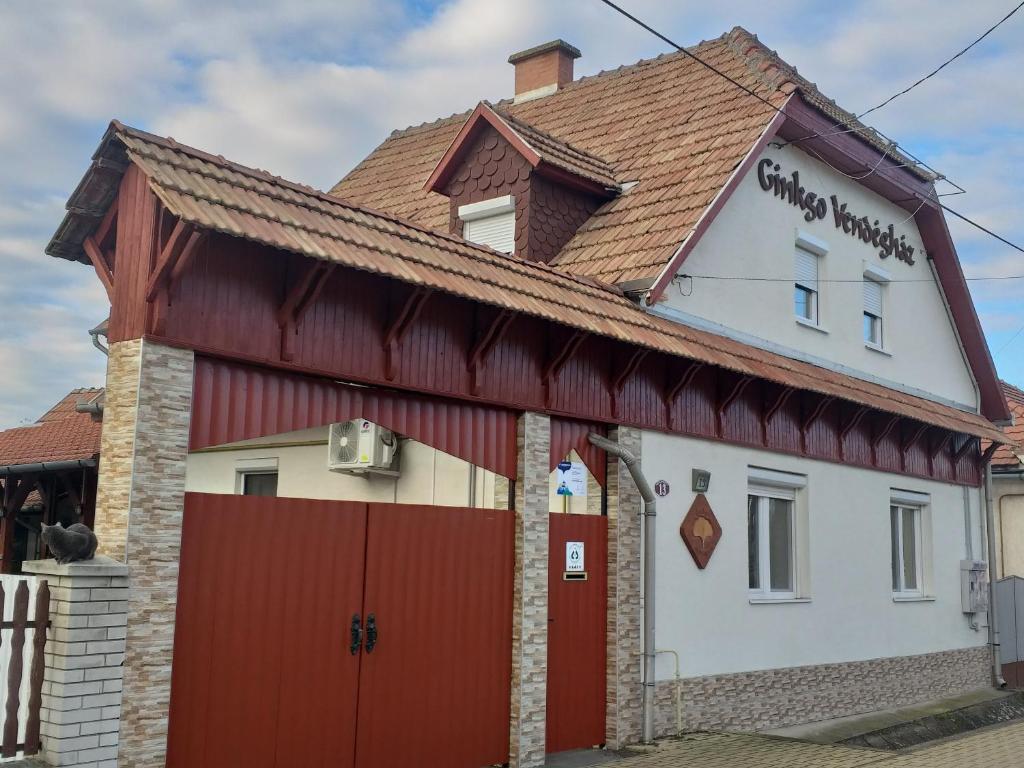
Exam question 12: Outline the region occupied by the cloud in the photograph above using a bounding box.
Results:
[2,0,1024,428]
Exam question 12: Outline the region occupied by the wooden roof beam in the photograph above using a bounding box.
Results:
[82,236,114,302]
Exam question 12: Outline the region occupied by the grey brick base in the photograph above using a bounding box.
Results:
[654,645,992,735]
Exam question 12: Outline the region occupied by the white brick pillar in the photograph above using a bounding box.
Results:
[23,556,129,768]
[509,411,549,768]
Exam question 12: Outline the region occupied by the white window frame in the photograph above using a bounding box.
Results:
[794,232,828,331]
[747,468,808,603]
[234,457,279,495]
[890,489,932,600]
[863,264,890,353]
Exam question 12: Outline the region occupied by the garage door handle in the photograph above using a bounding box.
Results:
[350,613,362,655]
[365,613,378,653]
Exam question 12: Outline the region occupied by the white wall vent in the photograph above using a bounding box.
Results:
[328,420,398,474]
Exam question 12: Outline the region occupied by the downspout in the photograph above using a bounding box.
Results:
[964,485,979,631]
[983,462,1006,687]
[588,432,658,744]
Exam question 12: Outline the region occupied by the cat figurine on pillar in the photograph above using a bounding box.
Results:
[40,522,98,564]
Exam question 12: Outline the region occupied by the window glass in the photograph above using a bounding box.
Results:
[748,495,760,590]
[795,286,814,321]
[768,498,794,592]
[891,503,922,593]
[890,506,900,591]
[863,312,881,344]
[242,472,278,497]
[902,507,918,590]
[794,247,819,324]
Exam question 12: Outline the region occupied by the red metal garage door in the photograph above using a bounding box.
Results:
[167,493,514,768]
[546,513,608,753]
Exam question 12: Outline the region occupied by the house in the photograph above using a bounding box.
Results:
[0,388,102,573]
[990,381,1024,577]
[42,26,1012,768]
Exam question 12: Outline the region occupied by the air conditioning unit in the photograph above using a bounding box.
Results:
[327,420,397,474]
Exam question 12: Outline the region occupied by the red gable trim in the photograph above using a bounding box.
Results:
[648,94,1009,424]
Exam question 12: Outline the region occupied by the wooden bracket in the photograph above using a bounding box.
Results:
[92,196,119,249]
[56,473,82,513]
[277,261,336,362]
[928,432,953,460]
[611,349,649,417]
[871,415,901,448]
[82,236,114,302]
[839,406,869,442]
[761,386,795,446]
[146,220,200,302]
[467,309,514,395]
[952,436,978,466]
[902,424,929,452]
[716,375,753,436]
[801,395,835,432]
[665,361,703,430]
[542,330,588,405]
[980,441,1000,466]
[383,286,432,380]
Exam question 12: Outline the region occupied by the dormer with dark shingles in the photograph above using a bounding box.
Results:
[424,102,618,264]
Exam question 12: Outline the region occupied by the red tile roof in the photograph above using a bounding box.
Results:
[992,381,1024,468]
[0,389,103,468]
[333,27,927,286]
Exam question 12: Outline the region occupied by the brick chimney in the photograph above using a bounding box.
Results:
[508,40,581,103]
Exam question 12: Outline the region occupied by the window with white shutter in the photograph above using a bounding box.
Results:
[794,246,819,324]
[459,196,516,255]
[863,277,884,347]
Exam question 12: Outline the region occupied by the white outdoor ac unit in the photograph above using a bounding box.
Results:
[327,420,397,474]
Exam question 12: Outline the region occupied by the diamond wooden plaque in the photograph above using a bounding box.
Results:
[679,493,722,569]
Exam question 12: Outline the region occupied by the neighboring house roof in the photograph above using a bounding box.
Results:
[43,123,1008,443]
[0,389,103,468]
[331,25,1009,425]
[992,381,1024,468]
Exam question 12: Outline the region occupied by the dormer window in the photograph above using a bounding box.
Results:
[459,196,516,255]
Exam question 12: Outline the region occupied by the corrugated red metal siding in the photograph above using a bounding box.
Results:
[190,357,519,478]
[546,514,608,753]
[167,494,367,768]
[550,417,607,486]
[128,224,984,486]
[356,503,513,768]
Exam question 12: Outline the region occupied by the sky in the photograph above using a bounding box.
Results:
[1,0,1022,429]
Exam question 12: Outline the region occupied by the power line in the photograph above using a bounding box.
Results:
[680,274,1024,284]
[856,1,1024,123]
[996,323,1024,356]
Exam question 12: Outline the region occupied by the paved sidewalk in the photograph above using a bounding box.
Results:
[604,720,1024,767]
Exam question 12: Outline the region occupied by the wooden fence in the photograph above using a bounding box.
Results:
[0,576,49,759]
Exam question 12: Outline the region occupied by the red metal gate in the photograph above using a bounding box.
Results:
[546,513,608,753]
[167,493,513,768]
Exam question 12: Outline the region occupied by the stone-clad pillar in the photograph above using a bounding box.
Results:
[508,411,550,768]
[93,339,194,767]
[605,425,643,748]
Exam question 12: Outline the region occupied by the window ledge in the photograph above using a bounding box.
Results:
[749,597,811,605]
[892,594,935,603]
[795,317,828,334]
[865,342,892,356]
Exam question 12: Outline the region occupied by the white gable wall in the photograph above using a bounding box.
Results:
[659,143,978,411]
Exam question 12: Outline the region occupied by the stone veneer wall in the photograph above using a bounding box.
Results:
[653,645,992,735]
[605,426,643,748]
[94,339,143,562]
[96,340,195,768]
[508,411,550,768]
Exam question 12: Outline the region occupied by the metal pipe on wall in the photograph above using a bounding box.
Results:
[588,432,658,744]
[983,463,1006,687]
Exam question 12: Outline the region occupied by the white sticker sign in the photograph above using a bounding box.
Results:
[566,541,585,572]
[556,460,588,497]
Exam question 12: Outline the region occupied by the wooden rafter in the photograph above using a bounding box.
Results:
[871,415,901,448]
[383,286,432,381]
[82,236,114,301]
[952,436,978,465]
[467,309,514,395]
[92,196,119,250]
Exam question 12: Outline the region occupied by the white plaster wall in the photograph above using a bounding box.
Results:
[643,430,986,681]
[661,143,978,409]
[185,425,498,507]
[993,476,1024,579]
